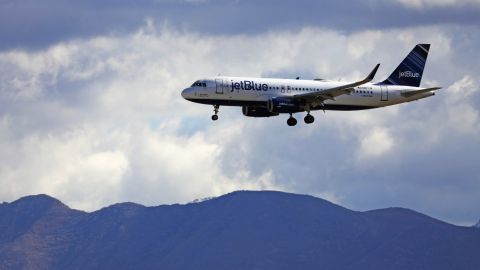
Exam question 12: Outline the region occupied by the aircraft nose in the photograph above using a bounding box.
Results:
[181,88,191,99]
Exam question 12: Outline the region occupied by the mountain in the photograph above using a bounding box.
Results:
[0,191,479,270]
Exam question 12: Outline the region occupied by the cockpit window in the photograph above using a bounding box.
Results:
[191,81,207,87]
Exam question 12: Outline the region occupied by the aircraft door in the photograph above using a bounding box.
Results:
[215,79,223,94]
[380,85,388,101]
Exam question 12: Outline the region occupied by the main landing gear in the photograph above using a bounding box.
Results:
[286,113,315,126]
[211,105,219,121]
[304,107,314,124]
[304,113,314,124]
[287,114,297,126]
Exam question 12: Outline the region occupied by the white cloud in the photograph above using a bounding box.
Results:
[347,31,383,60]
[396,0,480,9]
[444,76,480,135]
[357,128,395,160]
[0,23,479,225]
[447,75,477,102]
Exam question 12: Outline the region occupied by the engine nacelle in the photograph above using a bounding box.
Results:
[242,106,279,117]
[267,97,302,113]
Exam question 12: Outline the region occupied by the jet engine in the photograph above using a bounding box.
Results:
[242,106,279,117]
[267,97,302,113]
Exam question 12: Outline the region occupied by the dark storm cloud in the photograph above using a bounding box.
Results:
[1,0,480,50]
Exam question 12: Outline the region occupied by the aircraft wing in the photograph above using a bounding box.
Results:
[400,87,441,97]
[292,64,380,102]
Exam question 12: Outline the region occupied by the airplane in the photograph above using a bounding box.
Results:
[181,44,440,126]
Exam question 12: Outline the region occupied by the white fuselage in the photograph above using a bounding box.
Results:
[182,76,435,111]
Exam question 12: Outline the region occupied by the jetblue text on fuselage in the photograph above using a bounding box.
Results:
[231,80,269,92]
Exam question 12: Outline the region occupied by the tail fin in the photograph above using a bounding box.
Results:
[381,44,430,87]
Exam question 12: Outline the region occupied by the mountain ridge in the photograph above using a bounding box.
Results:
[0,190,479,270]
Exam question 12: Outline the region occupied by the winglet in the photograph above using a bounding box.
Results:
[365,63,380,82]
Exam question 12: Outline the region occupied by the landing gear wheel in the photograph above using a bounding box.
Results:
[211,105,220,121]
[304,114,314,124]
[287,116,297,126]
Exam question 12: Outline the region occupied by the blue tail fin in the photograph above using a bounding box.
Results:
[381,44,430,87]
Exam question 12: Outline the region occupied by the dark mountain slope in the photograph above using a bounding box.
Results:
[0,191,479,270]
[0,195,86,270]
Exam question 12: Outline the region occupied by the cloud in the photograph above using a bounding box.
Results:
[448,75,477,102]
[0,23,479,225]
[357,128,394,160]
[1,1,480,50]
[396,0,480,9]
[444,76,480,135]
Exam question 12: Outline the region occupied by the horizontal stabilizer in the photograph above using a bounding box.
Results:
[401,87,441,98]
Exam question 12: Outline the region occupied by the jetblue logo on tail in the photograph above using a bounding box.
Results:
[399,71,420,78]
[381,44,430,87]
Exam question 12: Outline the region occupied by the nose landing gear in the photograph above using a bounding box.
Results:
[211,105,219,121]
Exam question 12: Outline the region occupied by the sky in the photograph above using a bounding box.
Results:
[0,0,479,225]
